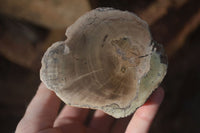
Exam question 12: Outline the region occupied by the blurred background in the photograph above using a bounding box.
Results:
[0,0,200,132]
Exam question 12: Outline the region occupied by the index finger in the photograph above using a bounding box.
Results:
[126,87,164,133]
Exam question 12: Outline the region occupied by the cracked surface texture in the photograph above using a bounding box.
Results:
[40,8,167,118]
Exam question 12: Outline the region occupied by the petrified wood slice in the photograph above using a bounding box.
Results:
[40,8,167,118]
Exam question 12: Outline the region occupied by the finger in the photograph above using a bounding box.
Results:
[111,115,132,133]
[54,106,89,126]
[89,110,115,133]
[126,87,164,133]
[16,83,61,132]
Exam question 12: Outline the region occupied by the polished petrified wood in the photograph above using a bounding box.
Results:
[40,8,167,118]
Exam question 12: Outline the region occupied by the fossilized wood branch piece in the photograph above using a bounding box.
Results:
[40,8,167,118]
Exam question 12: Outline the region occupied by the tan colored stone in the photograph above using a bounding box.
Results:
[40,8,167,118]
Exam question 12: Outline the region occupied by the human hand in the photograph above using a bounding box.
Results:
[16,83,164,133]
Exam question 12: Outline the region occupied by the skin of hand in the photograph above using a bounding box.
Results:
[16,83,164,133]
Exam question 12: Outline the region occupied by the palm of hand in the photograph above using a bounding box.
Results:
[16,83,164,133]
